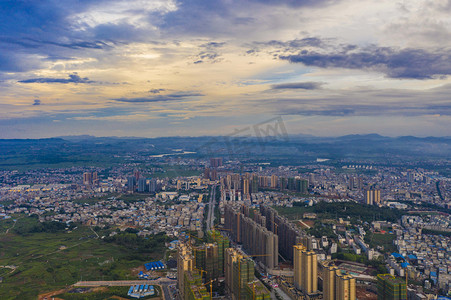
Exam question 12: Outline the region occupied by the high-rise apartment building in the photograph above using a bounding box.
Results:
[224,204,278,270]
[293,244,317,294]
[270,175,278,188]
[335,272,356,300]
[322,261,337,300]
[308,173,315,186]
[365,189,381,205]
[83,172,92,185]
[296,179,308,194]
[204,168,210,180]
[138,178,147,192]
[92,171,99,185]
[243,179,249,196]
[260,205,304,261]
[210,157,223,168]
[250,177,259,194]
[127,176,136,192]
[177,244,194,295]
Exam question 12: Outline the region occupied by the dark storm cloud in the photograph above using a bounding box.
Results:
[19,74,95,84]
[280,46,451,79]
[272,82,323,90]
[113,92,203,103]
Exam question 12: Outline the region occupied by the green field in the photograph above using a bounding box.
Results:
[151,167,201,178]
[72,193,156,205]
[275,201,405,224]
[0,216,165,299]
[365,232,397,253]
[54,285,161,300]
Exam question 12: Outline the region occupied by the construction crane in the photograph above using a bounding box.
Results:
[187,233,204,247]
[212,225,231,231]
[193,267,207,277]
[237,253,272,300]
[200,279,215,299]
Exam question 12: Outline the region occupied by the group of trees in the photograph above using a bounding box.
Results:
[103,231,167,254]
[13,216,69,235]
[293,201,404,223]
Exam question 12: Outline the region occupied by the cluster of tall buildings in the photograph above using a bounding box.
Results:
[224,203,360,299]
[322,260,356,300]
[127,175,159,193]
[224,204,279,270]
[203,158,223,181]
[348,176,363,190]
[220,172,309,201]
[365,188,381,205]
[82,171,98,186]
[293,244,318,295]
[260,205,305,261]
[177,230,271,300]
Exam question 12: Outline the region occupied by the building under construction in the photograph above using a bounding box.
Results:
[206,230,230,276]
[245,280,271,300]
[183,270,211,300]
[377,274,407,300]
[178,243,194,294]
[225,248,271,300]
[177,243,212,300]
[193,243,219,283]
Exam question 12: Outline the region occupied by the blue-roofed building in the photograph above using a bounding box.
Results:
[391,252,403,259]
[407,254,417,260]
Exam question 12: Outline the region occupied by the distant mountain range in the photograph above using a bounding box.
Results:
[0,134,449,171]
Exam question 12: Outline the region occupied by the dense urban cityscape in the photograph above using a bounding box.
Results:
[2,0,451,299]
[0,138,449,299]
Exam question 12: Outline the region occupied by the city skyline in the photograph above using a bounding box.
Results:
[1,0,451,138]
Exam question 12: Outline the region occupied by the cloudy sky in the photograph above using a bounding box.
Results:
[1,0,451,138]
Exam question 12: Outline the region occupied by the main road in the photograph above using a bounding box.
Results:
[73,278,176,287]
[206,184,217,232]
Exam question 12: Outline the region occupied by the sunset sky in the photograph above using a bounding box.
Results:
[1,0,451,138]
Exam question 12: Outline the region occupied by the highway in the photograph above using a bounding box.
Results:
[206,184,217,231]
